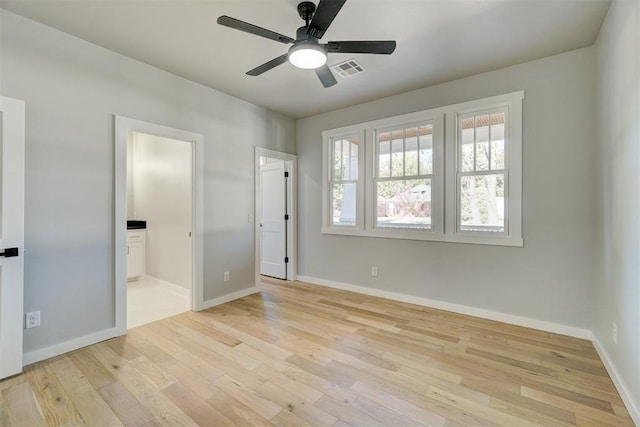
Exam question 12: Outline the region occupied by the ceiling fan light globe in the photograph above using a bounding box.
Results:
[288,44,327,69]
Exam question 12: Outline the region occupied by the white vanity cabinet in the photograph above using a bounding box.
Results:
[126,230,145,280]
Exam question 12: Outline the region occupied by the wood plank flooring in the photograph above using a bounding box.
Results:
[1,278,634,426]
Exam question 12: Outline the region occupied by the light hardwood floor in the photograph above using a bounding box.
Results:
[0,278,634,426]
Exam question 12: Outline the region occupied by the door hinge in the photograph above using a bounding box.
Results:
[284,171,289,178]
[284,257,289,263]
[284,214,289,220]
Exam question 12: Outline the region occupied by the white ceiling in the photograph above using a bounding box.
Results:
[1,0,610,119]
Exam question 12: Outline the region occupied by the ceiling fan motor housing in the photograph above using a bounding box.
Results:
[297,2,316,23]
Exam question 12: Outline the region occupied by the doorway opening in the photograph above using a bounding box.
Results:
[126,132,192,328]
[114,117,204,335]
[254,148,296,285]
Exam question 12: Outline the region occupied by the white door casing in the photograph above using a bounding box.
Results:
[260,161,287,279]
[0,96,26,379]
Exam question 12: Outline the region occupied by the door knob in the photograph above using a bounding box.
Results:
[0,247,18,258]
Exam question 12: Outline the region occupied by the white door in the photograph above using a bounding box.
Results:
[0,96,26,379]
[260,161,287,279]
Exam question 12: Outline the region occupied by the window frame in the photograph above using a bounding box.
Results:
[365,112,445,240]
[321,91,524,247]
[322,126,365,235]
[444,92,523,246]
[456,107,509,235]
[372,120,436,232]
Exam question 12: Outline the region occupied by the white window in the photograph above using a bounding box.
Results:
[457,110,507,233]
[322,128,364,234]
[374,123,434,230]
[330,135,358,226]
[322,91,523,246]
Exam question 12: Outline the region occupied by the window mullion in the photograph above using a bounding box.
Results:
[417,131,421,176]
[340,140,344,180]
[488,114,492,171]
[473,116,477,172]
[387,136,391,177]
[402,128,406,177]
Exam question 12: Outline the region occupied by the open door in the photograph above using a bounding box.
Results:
[0,96,26,379]
[260,161,287,279]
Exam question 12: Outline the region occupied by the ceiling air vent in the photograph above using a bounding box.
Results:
[330,59,366,78]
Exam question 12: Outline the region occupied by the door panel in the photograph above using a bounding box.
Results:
[260,161,286,279]
[0,96,26,379]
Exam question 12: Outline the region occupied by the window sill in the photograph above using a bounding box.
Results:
[321,227,523,247]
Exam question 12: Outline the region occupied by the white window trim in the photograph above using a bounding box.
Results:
[321,91,524,247]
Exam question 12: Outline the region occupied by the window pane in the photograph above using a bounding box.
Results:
[341,139,350,180]
[460,174,505,232]
[405,128,418,176]
[332,136,359,180]
[377,178,431,229]
[491,113,505,170]
[418,125,432,175]
[391,130,404,177]
[460,118,474,172]
[378,132,391,178]
[349,139,358,180]
[475,115,489,171]
[332,183,356,226]
[333,139,340,180]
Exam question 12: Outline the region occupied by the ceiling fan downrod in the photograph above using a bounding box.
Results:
[297,1,316,28]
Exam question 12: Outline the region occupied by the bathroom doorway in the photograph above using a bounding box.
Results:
[126,132,192,328]
[114,116,204,334]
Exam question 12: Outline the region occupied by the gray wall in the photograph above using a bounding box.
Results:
[297,47,597,329]
[0,10,296,354]
[594,0,640,411]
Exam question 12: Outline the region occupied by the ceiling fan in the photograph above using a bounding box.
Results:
[217,0,397,88]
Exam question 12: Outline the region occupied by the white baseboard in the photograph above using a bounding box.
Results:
[22,286,259,366]
[296,275,592,340]
[23,327,121,366]
[198,286,260,311]
[590,333,640,425]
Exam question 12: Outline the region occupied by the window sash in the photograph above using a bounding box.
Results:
[323,129,365,233]
[374,175,434,230]
[375,122,434,179]
[456,172,508,234]
[456,107,510,236]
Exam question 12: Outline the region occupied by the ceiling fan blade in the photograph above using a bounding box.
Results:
[246,54,289,76]
[307,0,346,39]
[326,40,397,54]
[217,16,294,44]
[315,64,337,88]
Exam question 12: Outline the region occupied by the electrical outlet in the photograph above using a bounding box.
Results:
[371,266,378,277]
[612,322,618,344]
[223,271,230,282]
[26,311,40,329]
